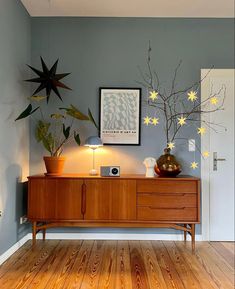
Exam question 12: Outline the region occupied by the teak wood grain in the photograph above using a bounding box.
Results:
[1,240,234,289]
[27,174,200,250]
[84,179,136,220]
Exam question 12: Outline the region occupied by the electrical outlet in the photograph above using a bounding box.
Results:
[20,215,28,224]
[188,139,196,151]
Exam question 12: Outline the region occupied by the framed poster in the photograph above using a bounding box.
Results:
[99,87,141,145]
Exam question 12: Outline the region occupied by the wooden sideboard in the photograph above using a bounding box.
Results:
[27,174,200,250]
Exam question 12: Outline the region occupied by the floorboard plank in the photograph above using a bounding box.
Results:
[175,241,217,289]
[196,242,234,287]
[43,240,83,289]
[210,242,235,268]
[151,240,185,289]
[0,240,59,289]
[115,241,132,289]
[220,242,235,254]
[27,240,73,289]
[129,240,150,289]
[140,240,167,289]
[62,240,94,289]
[97,240,117,289]
[79,240,105,289]
[0,241,32,278]
[163,241,203,289]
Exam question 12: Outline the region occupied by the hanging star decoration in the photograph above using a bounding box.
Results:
[210,96,219,105]
[191,161,198,169]
[149,90,158,101]
[197,127,206,135]
[203,151,210,158]
[25,57,72,103]
[143,116,151,125]
[177,116,187,126]
[152,117,159,125]
[187,90,197,102]
[167,142,175,150]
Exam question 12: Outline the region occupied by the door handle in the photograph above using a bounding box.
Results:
[213,152,226,171]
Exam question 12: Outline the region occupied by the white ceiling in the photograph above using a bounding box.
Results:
[21,0,234,17]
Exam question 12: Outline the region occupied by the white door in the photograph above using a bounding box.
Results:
[201,69,234,241]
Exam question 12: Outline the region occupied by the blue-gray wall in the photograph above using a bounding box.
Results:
[30,18,234,235]
[0,0,31,255]
[30,18,234,177]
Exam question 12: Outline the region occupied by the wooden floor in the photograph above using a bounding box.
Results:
[0,240,234,289]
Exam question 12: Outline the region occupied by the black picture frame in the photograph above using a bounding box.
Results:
[99,87,141,145]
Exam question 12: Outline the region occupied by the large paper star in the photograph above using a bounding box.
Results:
[152,117,159,125]
[191,162,198,169]
[143,116,151,125]
[177,116,187,126]
[25,57,72,103]
[149,90,158,101]
[197,127,206,135]
[187,91,197,102]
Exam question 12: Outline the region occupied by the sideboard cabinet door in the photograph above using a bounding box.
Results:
[28,178,83,221]
[28,179,57,220]
[84,179,136,220]
[55,179,83,220]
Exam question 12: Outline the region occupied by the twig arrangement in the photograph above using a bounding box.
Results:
[138,43,226,168]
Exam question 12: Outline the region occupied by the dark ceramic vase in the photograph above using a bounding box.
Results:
[154,148,181,177]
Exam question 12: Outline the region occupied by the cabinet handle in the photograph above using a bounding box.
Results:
[149,206,186,210]
[82,183,86,215]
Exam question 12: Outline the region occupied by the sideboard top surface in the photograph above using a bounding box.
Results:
[28,174,200,181]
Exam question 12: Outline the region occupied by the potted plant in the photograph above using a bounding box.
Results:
[15,57,98,175]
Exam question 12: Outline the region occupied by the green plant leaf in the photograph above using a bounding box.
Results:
[60,104,90,120]
[63,124,71,139]
[50,113,65,119]
[35,120,50,142]
[74,132,81,146]
[88,108,99,130]
[15,104,40,121]
[42,132,54,154]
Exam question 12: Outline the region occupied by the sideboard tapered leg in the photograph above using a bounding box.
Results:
[184,224,187,242]
[32,221,37,246]
[191,224,195,252]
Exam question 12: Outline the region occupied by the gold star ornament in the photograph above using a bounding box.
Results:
[143,116,151,125]
[197,127,206,135]
[187,91,197,102]
[191,162,198,169]
[177,116,187,126]
[210,97,219,105]
[203,151,210,158]
[167,142,175,150]
[152,117,159,125]
[149,90,158,101]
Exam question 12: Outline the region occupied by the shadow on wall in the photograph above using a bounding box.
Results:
[2,165,29,243]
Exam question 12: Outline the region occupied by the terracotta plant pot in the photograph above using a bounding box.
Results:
[43,156,66,176]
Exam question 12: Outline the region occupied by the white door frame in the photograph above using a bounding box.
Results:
[201,69,234,241]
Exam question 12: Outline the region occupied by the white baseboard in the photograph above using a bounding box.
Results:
[0,232,203,265]
[35,232,203,241]
[0,234,30,265]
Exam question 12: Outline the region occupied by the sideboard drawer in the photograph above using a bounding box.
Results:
[137,207,197,221]
[137,193,197,208]
[137,180,197,194]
